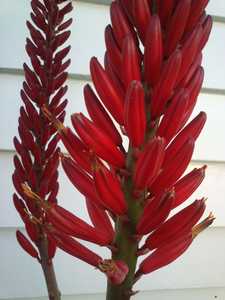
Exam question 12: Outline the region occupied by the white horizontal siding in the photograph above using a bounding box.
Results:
[208,1,225,17]
[0,73,225,161]
[1,227,225,298]
[1,1,225,89]
[2,287,225,300]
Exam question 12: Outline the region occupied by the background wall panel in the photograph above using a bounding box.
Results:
[0,227,224,298]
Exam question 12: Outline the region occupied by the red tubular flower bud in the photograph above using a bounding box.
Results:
[99,259,129,285]
[122,35,141,89]
[71,113,125,168]
[151,138,195,194]
[177,26,203,86]
[124,81,146,147]
[56,125,92,174]
[110,1,137,49]
[86,198,115,243]
[180,68,204,126]
[164,0,191,56]
[199,15,213,50]
[185,0,209,35]
[25,220,39,242]
[50,231,102,268]
[137,191,174,235]
[90,57,124,124]
[84,84,122,146]
[164,112,207,166]
[145,199,206,250]
[61,155,100,204]
[137,234,192,275]
[178,53,202,89]
[16,231,39,259]
[157,0,175,27]
[151,50,182,118]
[47,204,112,246]
[93,165,128,215]
[105,25,122,77]
[144,15,163,87]
[132,0,151,43]
[104,52,126,100]
[172,166,206,208]
[47,236,57,260]
[134,137,165,189]
[13,194,27,219]
[157,89,189,144]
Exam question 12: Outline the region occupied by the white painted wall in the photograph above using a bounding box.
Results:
[0,1,225,299]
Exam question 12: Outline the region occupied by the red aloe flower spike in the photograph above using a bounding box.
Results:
[49,231,102,268]
[84,84,122,146]
[133,137,165,190]
[122,35,141,89]
[137,190,175,235]
[172,166,207,209]
[144,15,163,87]
[85,198,115,242]
[61,155,100,205]
[184,0,209,35]
[137,234,193,276]
[144,198,206,250]
[164,0,191,56]
[132,0,151,43]
[124,81,146,147]
[99,259,129,285]
[110,1,138,49]
[105,25,122,78]
[16,231,39,259]
[93,165,128,215]
[150,138,195,194]
[156,89,189,144]
[71,113,125,168]
[164,112,207,166]
[14,6,72,297]
[151,49,182,118]
[90,57,124,124]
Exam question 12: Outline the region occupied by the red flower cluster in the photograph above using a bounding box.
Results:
[15,0,215,297]
[38,0,215,289]
[13,0,72,263]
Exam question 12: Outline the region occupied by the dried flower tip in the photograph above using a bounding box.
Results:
[42,105,65,132]
[192,212,215,239]
[22,184,42,202]
[24,208,42,225]
[99,259,129,285]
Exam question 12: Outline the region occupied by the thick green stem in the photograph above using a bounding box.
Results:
[38,236,61,300]
[106,148,142,300]
[106,219,138,300]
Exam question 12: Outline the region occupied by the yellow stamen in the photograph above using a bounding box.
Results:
[192,212,215,239]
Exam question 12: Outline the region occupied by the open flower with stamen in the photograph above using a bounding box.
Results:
[23,1,215,300]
